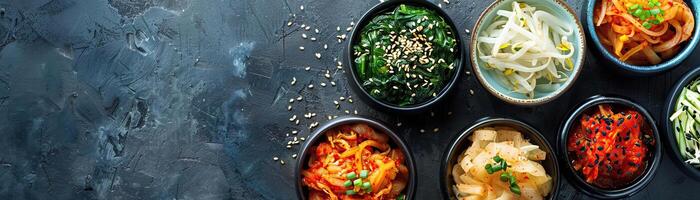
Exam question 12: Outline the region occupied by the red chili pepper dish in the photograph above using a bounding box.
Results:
[566,104,655,189]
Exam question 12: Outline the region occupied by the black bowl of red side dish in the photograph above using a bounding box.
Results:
[295,116,416,200]
[557,96,661,199]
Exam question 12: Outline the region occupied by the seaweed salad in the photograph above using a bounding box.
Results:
[353,4,458,106]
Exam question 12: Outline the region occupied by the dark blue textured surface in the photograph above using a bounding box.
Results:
[0,0,698,199]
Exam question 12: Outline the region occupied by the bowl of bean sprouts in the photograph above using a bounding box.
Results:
[470,0,586,106]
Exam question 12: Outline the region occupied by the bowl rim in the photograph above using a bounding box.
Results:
[294,116,417,200]
[557,95,662,199]
[470,0,586,106]
[663,66,700,179]
[440,117,561,200]
[585,0,700,74]
[345,0,464,112]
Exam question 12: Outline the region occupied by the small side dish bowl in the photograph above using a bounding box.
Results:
[295,116,417,200]
[441,117,560,200]
[585,0,700,74]
[664,66,700,179]
[346,0,464,113]
[558,96,661,199]
[470,0,586,106]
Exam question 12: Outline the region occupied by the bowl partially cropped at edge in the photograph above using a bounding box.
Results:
[441,117,560,200]
[584,0,700,74]
[294,116,417,200]
[664,66,700,180]
[557,95,662,199]
[345,0,464,113]
[470,0,586,106]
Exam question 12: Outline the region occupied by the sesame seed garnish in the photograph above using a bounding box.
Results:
[287,105,292,111]
[333,100,339,105]
[292,154,297,159]
[299,46,304,51]
[320,82,326,87]
[465,29,470,34]
[305,26,311,31]
[354,110,358,115]
[273,157,279,161]
[301,24,306,28]
[305,66,311,71]
[310,37,316,41]
[302,33,307,39]
[291,77,297,85]
[346,27,352,32]
[300,5,304,10]
[314,29,319,33]
[308,84,314,89]
[345,110,350,114]
[324,44,328,49]
[280,160,286,165]
[330,81,336,86]
[443,0,449,4]
[315,53,321,59]
[287,21,293,27]
[289,98,295,103]
[295,119,300,125]
[336,26,341,31]
[292,130,298,134]
[433,128,440,132]
[296,96,303,101]
[397,122,402,127]
[289,115,297,121]
[339,96,345,101]
[420,129,425,133]
[469,89,475,95]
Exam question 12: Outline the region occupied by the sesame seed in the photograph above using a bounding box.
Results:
[353,110,358,115]
[310,37,316,41]
[339,96,345,101]
[289,115,297,121]
[281,160,286,165]
[296,96,303,101]
[292,130,298,134]
[291,77,297,85]
[308,84,314,89]
[273,157,279,161]
[469,89,474,95]
[287,105,292,111]
[292,154,297,159]
[420,129,425,133]
[324,73,331,78]
[433,128,439,132]
[289,98,295,103]
[333,100,339,105]
[330,81,336,86]
[336,26,341,31]
[397,122,402,127]
[301,24,306,28]
[305,66,311,71]
[299,46,304,51]
[320,82,326,87]
[315,53,321,59]
[465,29,470,34]
[305,26,310,31]
[346,27,352,32]
[324,44,328,49]
[300,5,304,10]
[302,33,307,39]
[287,21,292,27]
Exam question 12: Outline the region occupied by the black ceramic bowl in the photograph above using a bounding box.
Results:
[664,66,700,180]
[294,116,417,200]
[345,0,464,113]
[558,96,662,199]
[441,117,560,200]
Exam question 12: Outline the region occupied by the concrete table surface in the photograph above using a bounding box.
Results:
[0,0,698,199]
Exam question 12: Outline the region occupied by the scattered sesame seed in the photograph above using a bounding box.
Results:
[443,0,450,4]
[287,105,292,111]
[320,82,326,87]
[310,37,316,41]
[324,73,331,78]
[348,98,353,103]
[302,33,307,39]
[308,84,314,89]
[301,24,306,28]
[289,115,297,121]
[314,29,319,33]
[291,77,297,85]
[300,5,304,10]
[324,44,328,49]
[295,119,300,125]
[469,89,475,95]
[353,110,358,115]
[296,96,303,101]
[420,129,425,133]
[339,96,345,101]
[289,98,295,103]
[336,26,341,31]
[305,26,310,31]
[346,27,352,32]
[292,130,298,134]
[315,53,321,59]
[333,100,339,105]
[300,137,305,141]
[345,110,350,114]
[299,46,304,51]
[273,157,279,161]
[433,128,440,132]
[465,29,470,34]
[281,160,286,165]
[287,21,293,27]
[292,154,297,159]
[397,122,402,127]
[330,81,336,86]
[466,71,471,75]
[305,66,311,71]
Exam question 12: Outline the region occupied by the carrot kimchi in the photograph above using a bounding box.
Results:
[594,0,694,65]
[301,123,408,200]
[566,104,655,189]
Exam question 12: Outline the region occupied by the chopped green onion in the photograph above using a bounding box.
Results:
[643,21,652,29]
[493,155,503,162]
[360,170,369,178]
[346,190,357,195]
[362,182,371,189]
[510,184,522,195]
[353,179,362,186]
[633,8,643,17]
[396,195,405,200]
[344,180,352,187]
[346,172,357,180]
[650,8,660,15]
[500,173,509,182]
[628,4,640,10]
